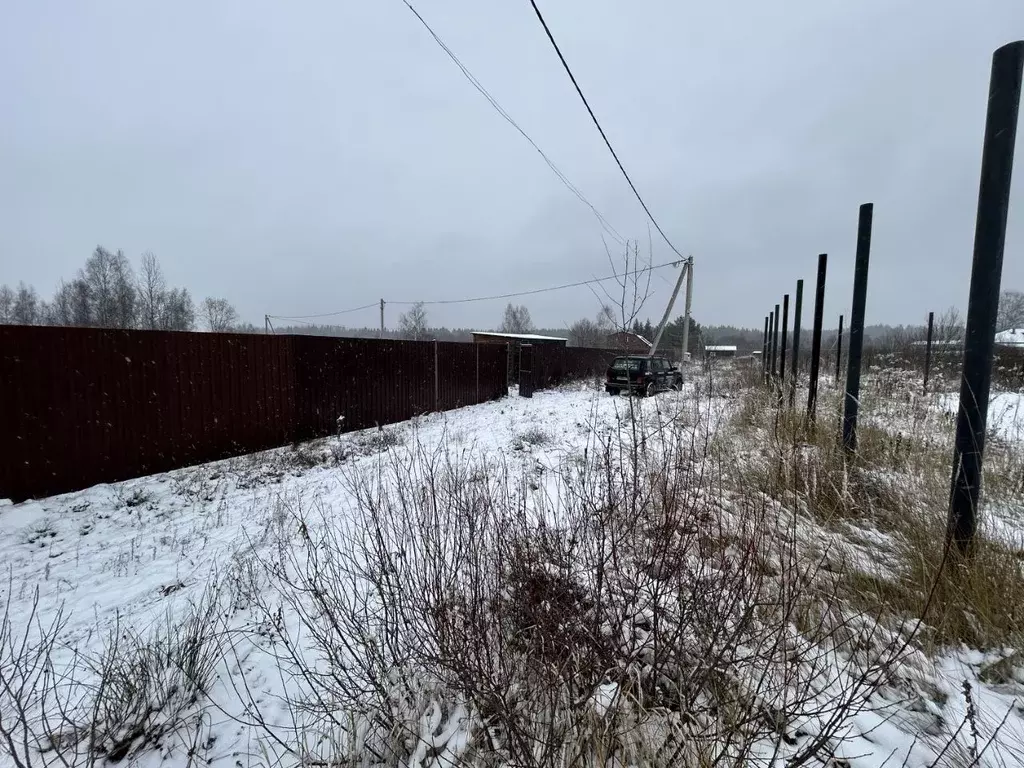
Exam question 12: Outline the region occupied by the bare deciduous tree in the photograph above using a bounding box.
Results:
[935,306,965,345]
[569,305,617,347]
[398,301,430,341]
[997,289,1024,331]
[596,239,654,333]
[0,285,14,324]
[201,297,239,332]
[12,282,41,325]
[79,246,137,328]
[163,288,195,331]
[137,251,167,330]
[499,303,533,334]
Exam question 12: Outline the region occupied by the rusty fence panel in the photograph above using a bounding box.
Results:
[1,327,511,501]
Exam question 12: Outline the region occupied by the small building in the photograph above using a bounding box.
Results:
[471,332,568,384]
[704,345,738,359]
[470,331,568,347]
[605,331,652,353]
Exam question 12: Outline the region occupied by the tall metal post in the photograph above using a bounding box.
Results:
[842,203,875,454]
[380,299,385,339]
[835,315,845,380]
[807,254,828,421]
[923,311,935,394]
[681,256,694,363]
[766,311,775,383]
[780,294,790,391]
[949,41,1024,554]
[771,304,780,379]
[790,280,803,407]
[762,315,770,381]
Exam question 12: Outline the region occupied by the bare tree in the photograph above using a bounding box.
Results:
[0,285,13,323]
[11,282,41,325]
[935,306,965,346]
[568,318,601,347]
[398,301,430,341]
[570,305,617,347]
[997,289,1024,331]
[201,297,238,332]
[499,303,533,334]
[163,288,195,331]
[595,239,654,332]
[79,246,137,328]
[69,278,93,326]
[137,251,167,330]
[45,281,73,326]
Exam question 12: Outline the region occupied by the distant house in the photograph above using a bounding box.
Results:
[996,328,1024,348]
[704,345,737,359]
[606,331,651,353]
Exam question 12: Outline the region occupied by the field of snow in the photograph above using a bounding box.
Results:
[2,377,1024,767]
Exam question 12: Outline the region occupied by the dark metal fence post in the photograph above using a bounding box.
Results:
[807,254,828,421]
[949,41,1024,554]
[835,314,844,381]
[790,280,803,408]
[762,315,770,381]
[923,311,935,394]
[771,304,780,379]
[779,294,790,392]
[842,203,874,454]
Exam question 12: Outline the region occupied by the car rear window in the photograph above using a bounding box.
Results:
[611,358,643,372]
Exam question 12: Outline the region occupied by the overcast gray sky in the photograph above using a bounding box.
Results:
[2,0,1023,330]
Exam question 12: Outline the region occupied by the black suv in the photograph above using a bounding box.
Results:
[605,356,682,396]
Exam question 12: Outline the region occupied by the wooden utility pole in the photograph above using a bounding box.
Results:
[379,299,385,339]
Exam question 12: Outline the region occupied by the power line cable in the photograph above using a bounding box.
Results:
[526,0,686,260]
[400,0,626,246]
[269,260,682,321]
[269,302,379,321]
[390,258,681,306]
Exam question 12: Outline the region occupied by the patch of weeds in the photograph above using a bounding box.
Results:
[158,581,185,597]
[356,426,405,454]
[512,427,550,451]
[71,587,227,762]
[289,443,325,470]
[26,522,58,547]
[121,488,151,509]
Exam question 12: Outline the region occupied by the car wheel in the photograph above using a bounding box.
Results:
[608,387,620,396]
[644,381,656,397]
[671,377,682,391]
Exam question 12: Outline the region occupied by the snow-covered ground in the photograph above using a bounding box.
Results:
[2,379,1024,767]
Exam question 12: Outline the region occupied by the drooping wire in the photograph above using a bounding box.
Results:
[400,0,626,246]
[389,258,681,306]
[526,0,686,260]
[269,302,379,321]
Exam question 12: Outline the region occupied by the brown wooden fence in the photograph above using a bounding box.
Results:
[0,326,507,502]
[526,345,624,392]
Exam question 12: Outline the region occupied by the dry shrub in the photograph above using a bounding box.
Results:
[230,391,941,767]
[727,362,1024,654]
[0,583,226,767]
